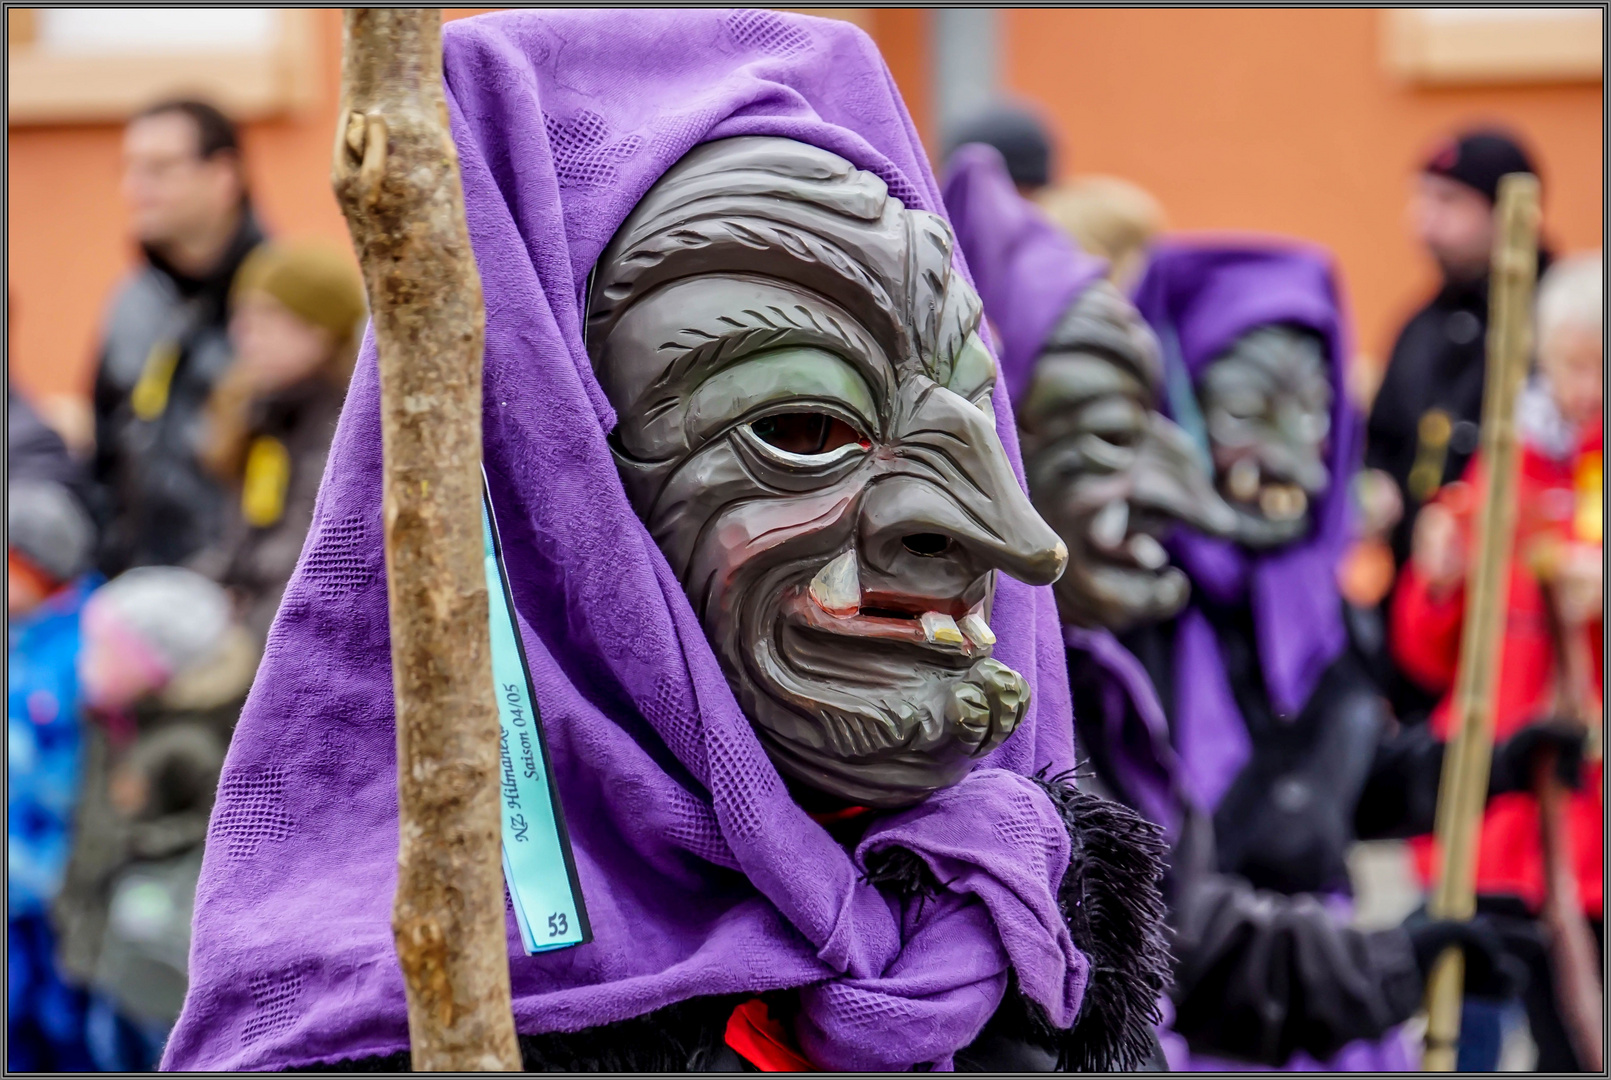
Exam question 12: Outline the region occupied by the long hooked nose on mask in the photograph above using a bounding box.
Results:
[859,377,1068,588]
[1131,411,1239,538]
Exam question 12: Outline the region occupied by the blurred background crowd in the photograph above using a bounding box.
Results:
[6,7,1602,1072]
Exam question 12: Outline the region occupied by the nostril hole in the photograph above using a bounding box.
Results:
[902,533,952,557]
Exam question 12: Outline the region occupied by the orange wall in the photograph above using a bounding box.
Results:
[9,8,1601,403]
[871,8,932,153]
[8,8,352,400]
[4,7,882,403]
[1003,8,1604,371]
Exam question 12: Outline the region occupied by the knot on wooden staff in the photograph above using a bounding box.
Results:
[337,111,389,209]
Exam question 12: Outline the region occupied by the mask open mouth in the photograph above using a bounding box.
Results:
[1224,458,1310,523]
[782,549,995,658]
[1083,498,1172,574]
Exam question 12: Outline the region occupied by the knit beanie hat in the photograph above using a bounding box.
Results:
[1423,128,1539,204]
[946,102,1056,190]
[232,241,367,343]
[84,566,232,679]
[8,479,94,584]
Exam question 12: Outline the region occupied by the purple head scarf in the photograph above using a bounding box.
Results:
[1130,239,1359,811]
[940,143,1109,406]
[162,11,1085,1072]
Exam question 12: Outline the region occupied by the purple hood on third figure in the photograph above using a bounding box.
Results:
[1131,239,1359,812]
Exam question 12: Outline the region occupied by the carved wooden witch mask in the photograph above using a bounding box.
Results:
[1016,284,1236,632]
[1197,326,1333,549]
[586,137,1067,808]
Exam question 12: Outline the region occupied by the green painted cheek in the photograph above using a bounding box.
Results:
[946,332,997,409]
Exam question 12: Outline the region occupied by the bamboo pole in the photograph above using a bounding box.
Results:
[1420,173,1541,1071]
[331,10,520,1071]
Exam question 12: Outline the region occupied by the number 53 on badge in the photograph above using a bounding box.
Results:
[482,475,591,953]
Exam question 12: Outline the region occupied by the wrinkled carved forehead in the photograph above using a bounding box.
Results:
[586,136,983,391]
[1201,325,1330,395]
[1043,283,1165,395]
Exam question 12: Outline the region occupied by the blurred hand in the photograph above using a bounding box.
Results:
[1353,468,1404,539]
[1411,501,1466,599]
[1552,544,1603,627]
[228,291,332,396]
[1404,911,1524,1001]
[1338,537,1396,608]
[1490,718,1588,796]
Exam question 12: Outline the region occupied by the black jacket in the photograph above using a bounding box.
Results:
[1114,606,1426,1067]
[1366,251,1551,571]
[91,213,266,575]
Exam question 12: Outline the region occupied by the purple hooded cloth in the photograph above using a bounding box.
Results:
[1130,239,1358,813]
[1062,626,1191,841]
[162,11,1087,1073]
[940,143,1109,406]
[1156,995,1414,1073]
[937,153,1180,836]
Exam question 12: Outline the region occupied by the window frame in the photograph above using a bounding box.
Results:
[7,8,319,126]
[1382,8,1603,86]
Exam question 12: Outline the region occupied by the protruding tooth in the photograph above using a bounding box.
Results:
[1259,484,1308,522]
[1227,458,1261,503]
[1128,533,1169,570]
[1089,499,1129,549]
[959,612,996,648]
[808,550,860,618]
[920,611,965,646]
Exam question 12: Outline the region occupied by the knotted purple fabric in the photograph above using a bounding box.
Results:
[940,143,1110,406]
[1130,240,1359,812]
[161,10,1086,1072]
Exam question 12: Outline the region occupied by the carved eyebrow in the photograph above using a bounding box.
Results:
[647,300,891,410]
[586,213,905,357]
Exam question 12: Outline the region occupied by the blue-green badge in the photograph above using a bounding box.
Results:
[482,477,590,953]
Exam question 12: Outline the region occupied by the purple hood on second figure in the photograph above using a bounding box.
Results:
[940,142,1110,405]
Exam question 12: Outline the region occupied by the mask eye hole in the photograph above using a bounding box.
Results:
[750,412,867,456]
[902,533,952,557]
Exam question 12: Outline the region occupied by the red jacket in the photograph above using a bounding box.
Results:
[1392,419,1603,918]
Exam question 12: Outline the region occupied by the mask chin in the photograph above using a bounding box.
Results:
[1231,506,1313,549]
[736,609,1029,809]
[1057,561,1189,633]
[745,654,1030,810]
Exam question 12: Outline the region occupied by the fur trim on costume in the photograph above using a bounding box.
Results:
[863,775,1170,1071]
[1034,772,1171,1072]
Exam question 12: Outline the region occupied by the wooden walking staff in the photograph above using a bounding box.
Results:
[331,9,521,1071]
[1532,560,1605,1069]
[1419,172,1541,1072]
